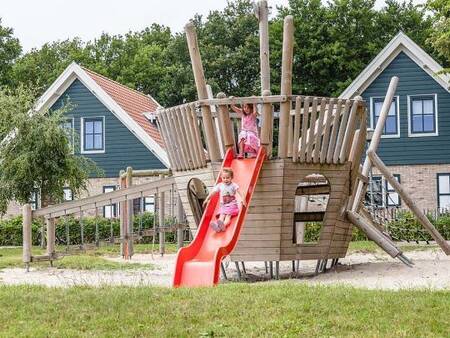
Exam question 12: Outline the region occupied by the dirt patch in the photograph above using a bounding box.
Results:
[1,249,449,290]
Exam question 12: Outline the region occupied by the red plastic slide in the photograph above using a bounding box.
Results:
[173,147,266,287]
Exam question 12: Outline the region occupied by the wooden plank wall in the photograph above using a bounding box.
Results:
[230,159,353,262]
[175,159,354,262]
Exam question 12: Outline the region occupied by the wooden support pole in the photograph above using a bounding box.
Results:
[258,0,270,93]
[176,196,184,249]
[46,217,56,262]
[22,204,32,268]
[159,175,166,256]
[333,100,352,164]
[278,15,294,158]
[306,98,319,162]
[351,76,399,211]
[217,92,235,150]
[326,99,343,163]
[260,89,273,155]
[320,98,336,164]
[126,166,134,258]
[347,210,402,258]
[119,170,126,257]
[368,151,450,255]
[185,23,221,161]
[313,98,327,163]
[287,113,293,157]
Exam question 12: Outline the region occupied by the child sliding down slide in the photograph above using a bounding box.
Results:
[203,167,246,232]
[230,103,261,159]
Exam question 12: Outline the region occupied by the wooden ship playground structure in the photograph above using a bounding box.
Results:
[22,1,450,287]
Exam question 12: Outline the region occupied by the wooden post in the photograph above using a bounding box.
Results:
[299,97,311,162]
[185,23,221,161]
[22,204,32,269]
[176,196,184,249]
[368,150,450,255]
[217,92,235,150]
[257,0,270,93]
[126,166,134,258]
[159,174,166,256]
[347,210,402,258]
[119,170,126,257]
[46,217,56,264]
[260,89,273,154]
[339,98,361,163]
[278,15,294,158]
[320,98,336,163]
[351,76,399,211]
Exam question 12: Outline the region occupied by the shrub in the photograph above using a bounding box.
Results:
[0,212,178,246]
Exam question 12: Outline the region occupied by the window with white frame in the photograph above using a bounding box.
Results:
[437,174,450,210]
[63,187,73,201]
[366,175,400,207]
[408,95,437,136]
[103,186,117,218]
[371,96,399,137]
[367,176,383,207]
[82,117,104,152]
[386,174,401,207]
[144,196,155,212]
[133,196,155,214]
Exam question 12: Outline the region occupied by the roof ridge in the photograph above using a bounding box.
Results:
[80,66,160,108]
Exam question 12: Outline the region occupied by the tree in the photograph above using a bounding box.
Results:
[0,86,99,213]
[0,18,22,87]
[10,38,88,93]
[426,0,450,73]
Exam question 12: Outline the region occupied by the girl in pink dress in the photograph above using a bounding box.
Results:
[231,103,260,159]
[203,168,246,232]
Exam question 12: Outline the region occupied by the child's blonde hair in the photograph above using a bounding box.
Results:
[222,167,234,178]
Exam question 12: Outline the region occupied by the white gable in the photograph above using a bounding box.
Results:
[340,32,450,99]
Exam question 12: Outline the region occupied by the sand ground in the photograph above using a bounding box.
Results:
[1,248,449,290]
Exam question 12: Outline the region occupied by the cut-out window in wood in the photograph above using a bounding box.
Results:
[293,174,330,244]
[187,178,209,226]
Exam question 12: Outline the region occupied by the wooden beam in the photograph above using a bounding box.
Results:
[185,22,221,161]
[258,0,270,93]
[306,97,319,163]
[278,15,294,158]
[260,89,273,152]
[33,177,175,218]
[197,95,287,106]
[46,217,56,258]
[351,76,399,211]
[339,98,361,163]
[22,204,32,266]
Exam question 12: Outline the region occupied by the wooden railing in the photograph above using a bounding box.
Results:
[157,95,366,171]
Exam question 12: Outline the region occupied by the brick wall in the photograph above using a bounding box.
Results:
[372,163,450,210]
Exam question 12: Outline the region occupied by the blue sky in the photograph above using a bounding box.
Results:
[1,0,425,52]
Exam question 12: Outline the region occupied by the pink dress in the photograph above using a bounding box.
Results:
[213,182,240,217]
[238,113,260,154]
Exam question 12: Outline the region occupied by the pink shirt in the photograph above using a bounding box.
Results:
[241,113,258,135]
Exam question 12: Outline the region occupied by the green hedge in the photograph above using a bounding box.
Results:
[0,212,179,246]
[385,211,450,242]
[2,211,448,247]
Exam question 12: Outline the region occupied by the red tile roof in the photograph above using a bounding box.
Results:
[82,67,164,148]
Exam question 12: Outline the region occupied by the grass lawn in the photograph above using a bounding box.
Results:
[0,283,448,337]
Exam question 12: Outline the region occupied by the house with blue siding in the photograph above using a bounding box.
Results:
[340,32,450,211]
[5,63,169,218]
